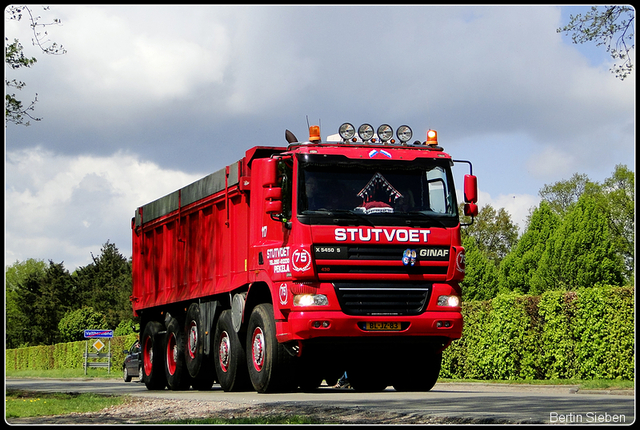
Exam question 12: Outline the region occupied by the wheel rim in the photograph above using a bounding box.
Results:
[166,332,178,375]
[218,331,231,373]
[188,320,198,359]
[143,336,153,376]
[251,327,265,372]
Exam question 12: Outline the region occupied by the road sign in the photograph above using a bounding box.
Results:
[84,329,114,338]
[93,339,105,352]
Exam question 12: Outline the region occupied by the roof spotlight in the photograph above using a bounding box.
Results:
[358,123,374,141]
[377,124,393,142]
[396,125,413,143]
[338,123,355,141]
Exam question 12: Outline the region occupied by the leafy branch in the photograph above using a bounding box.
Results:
[557,5,634,80]
[5,5,66,126]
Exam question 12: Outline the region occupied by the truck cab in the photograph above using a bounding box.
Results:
[245,123,477,391]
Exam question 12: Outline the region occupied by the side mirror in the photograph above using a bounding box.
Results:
[464,202,478,217]
[464,174,478,204]
[261,158,278,188]
[261,158,283,217]
[463,174,478,221]
[265,187,283,214]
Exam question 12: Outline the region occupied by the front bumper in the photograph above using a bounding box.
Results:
[276,309,462,344]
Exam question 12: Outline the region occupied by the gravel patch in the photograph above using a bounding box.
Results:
[6,396,528,424]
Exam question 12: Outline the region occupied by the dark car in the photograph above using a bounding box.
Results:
[122,340,142,382]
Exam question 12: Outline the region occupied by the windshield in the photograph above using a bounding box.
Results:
[297,154,459,227]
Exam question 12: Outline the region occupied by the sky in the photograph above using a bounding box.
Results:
[4,5,635,272]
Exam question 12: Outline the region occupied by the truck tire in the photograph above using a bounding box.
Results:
[346,364,389,392]
[246,303,297,393]
[184,303,205,378]
[392,352,442,392]
[190,363,216,391]
[142,321,167,390]
[213,309,251,391]
[184,303,216,390]
[164,317,191,390]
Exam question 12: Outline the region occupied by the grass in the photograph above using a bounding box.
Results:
[5,389,127,419]
[438,378,634,391]
[7,367,122,380]
[6,390,321,424]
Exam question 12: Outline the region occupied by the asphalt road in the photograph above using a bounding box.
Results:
[6,378,635,424]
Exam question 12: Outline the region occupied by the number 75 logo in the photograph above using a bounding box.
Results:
[291,248,312,272]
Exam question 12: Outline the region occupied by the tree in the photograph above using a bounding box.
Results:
[498,201,560,295]
[460,235,499,301]
[5,5,66,126]
[11,260,77,345]
[461,204,519,266]
[74,241,133,328]
[5,259,47,348]
[538,173,597,215]
[557,6,635,80]
[530,194,624,294]
[601,164,634,282]
[58,307,108,343]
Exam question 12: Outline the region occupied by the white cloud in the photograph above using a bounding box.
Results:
[5,147,204,271]
[4,5,633,270]
[480,191,541,235]
[54,6,231,104]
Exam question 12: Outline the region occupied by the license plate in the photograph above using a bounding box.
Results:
[364,322,401,331]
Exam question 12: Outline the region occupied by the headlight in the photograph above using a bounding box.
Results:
[338,123,355,141]
[437,295,460,307]
[357,123,374,141]
[396,125,413,143]
[294,294,329,307]
[377,124,393,142]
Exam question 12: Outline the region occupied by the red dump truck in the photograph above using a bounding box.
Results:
[131,122,478,393]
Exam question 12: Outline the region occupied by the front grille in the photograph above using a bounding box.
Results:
[314,245,450,261]
[334,282,431,316]
[314,244,450,276]
[317,265,447,275]
[345,245,407,260]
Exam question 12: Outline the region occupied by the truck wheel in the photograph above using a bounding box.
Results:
[298,373,324,392]
[346,364,389,392]
[184,303,216,390]
[246,303,296,393]
[214,309,251,391]
[190,363,216,391]
[184,303,205,378]
[164,317,191,390]
[142,321,167,390]
[392,352,442,392]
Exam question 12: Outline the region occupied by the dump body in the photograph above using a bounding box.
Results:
[131,147,285,311]
[131,127,477,393]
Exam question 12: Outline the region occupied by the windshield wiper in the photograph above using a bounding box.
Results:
[330,210,375,227]
[302,209,375,227]
[405,211,448,228]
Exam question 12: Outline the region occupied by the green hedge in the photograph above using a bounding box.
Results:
[6,286,634,381]
[441,285,634,380]
[6,333,138,372]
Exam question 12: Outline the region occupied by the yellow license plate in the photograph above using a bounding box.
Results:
[365,322,401,331]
